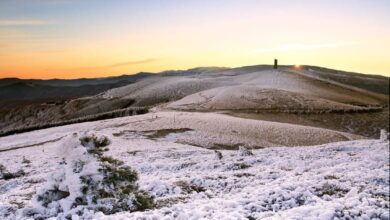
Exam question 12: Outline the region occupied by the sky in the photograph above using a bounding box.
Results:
[0,0,389,79]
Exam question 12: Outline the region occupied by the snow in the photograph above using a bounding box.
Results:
[29,133,102,216]
[0,112,388,219]
[0,112,362,153]
[101,138,389,220]
[100,75,230,106]
[98,69,384,109]
[380,129,389,141]
[167,86,364,112]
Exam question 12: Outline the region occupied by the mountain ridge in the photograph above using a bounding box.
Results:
[0,64,388,138]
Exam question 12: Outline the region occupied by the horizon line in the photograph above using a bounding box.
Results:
[1,64,388,80]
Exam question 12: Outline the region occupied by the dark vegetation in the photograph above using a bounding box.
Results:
[30,134,154,218]
[0,72,151,102]
[214,150,223,160]
[174,180,205,194]
[227,163,251,170]
[231,107,390,138]
[0,164,25,180]
[144,128,194,139]
[315,182,349,198]
[0,107,149,137]
[0,72,153,136]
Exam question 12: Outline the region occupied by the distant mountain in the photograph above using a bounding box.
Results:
[159,67,229,76]
[0,72,152,87]
[0,82,124,102]
[0,72,153,103]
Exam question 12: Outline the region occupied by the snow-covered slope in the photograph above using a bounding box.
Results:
[0,65,389,219]
[99,75,230,106]
[167,86,366,112]
[0,112,361,152]
[1,66,388,137]
[166,70,387,112]
[0,112,388,219]
[100,69,387,110]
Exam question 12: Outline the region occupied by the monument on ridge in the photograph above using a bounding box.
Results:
[274,59,278,69]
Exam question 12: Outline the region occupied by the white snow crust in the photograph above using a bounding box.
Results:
[0,112,388,220]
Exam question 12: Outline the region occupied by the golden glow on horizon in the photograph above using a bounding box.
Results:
[0,1,389,79]
[1,36,389,79]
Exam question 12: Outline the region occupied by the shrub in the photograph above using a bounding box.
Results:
[226,163,251,171]
[238,146,253,156]
[175,180,205,194]
[214,150,223,160]
[25,133,154,219]
[315,183,349,198]
[22,157,31,164]
[0,164,25,180]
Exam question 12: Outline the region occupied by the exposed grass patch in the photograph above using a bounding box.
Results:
[127,150,141,156]
[0,164,25,180]
[144,128,193,139]
[233,173,255,178]
[154,196,188,209]
[214,150,223,160]
[238,146,254,156]
[315,183,349,197]
[0,107,149,137]
[175,180,205,194]
[324,175,339,180]
[210,143,264,150]
[226,163,251,171]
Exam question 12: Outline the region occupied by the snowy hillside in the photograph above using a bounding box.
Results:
[0,112,388,219]
[167,86,367,112]
[1,66,388,138]
[0,112,361,151]
[0,65,389,219]
[101,69,387,109]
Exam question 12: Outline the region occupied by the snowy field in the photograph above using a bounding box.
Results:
[106,139,390,220]
[0,112,388,219]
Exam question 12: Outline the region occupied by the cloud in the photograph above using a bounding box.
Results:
[45,59,158,72]
[36,0,76,3]
[0,19,53,26]
[256,42,356,53]
[109,59,158,68]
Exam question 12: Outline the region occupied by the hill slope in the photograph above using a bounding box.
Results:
[166,69,387,112]
[0,112,387,219]
[0,65,388,138]
[0,72,152,104]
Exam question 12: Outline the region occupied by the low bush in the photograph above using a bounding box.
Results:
[0,164,25,180]
[24,133,154,219]
[214,150,223,160]
[238,146,253,156]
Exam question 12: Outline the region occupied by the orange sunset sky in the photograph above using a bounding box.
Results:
[0,0,389,79]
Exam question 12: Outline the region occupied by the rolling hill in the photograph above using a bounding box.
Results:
[0,65,388,138]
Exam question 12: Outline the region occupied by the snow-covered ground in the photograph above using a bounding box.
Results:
[0,112,388,219]
[99,69,386,109]
[167,86,365,112]
[105,139,390,220]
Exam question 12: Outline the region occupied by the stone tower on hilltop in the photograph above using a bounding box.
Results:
[274,59,278,69]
